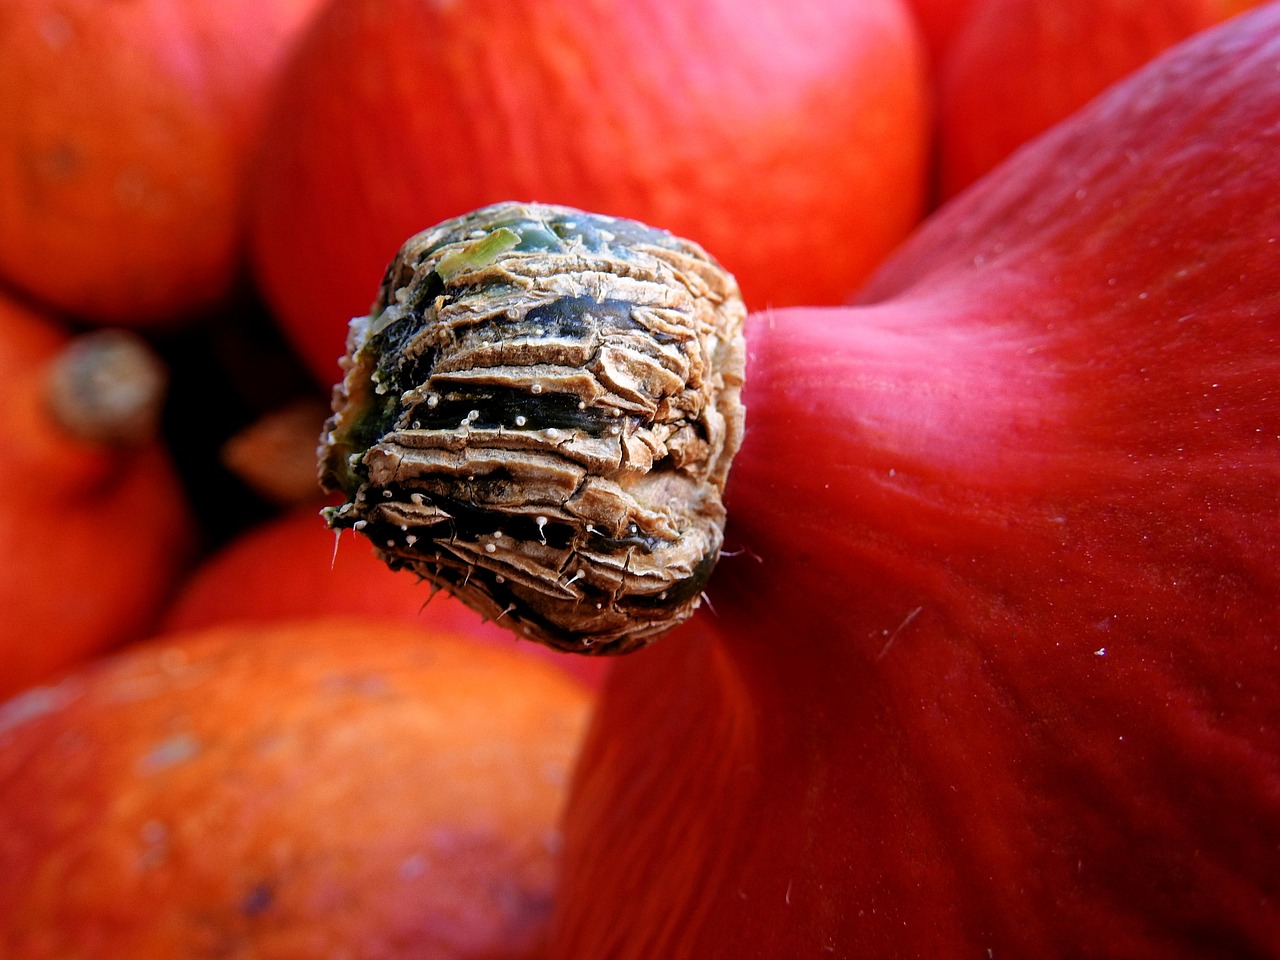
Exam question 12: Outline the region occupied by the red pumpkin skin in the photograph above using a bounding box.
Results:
[162,507,610,689]
[249,0,929,384]
[0,296,194,703]
[938,0,1264,198]
[902,0,983,64]
[550,8,1280,958]
[0,0,322,325]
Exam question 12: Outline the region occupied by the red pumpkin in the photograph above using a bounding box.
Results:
[938,0,1263,197]
[163,507,609,688]
[550,7,1280,957]
[0,619,590,959]
[249,0,929,383]
[902,0,983,64]
[0,0,322,325]
[0,294,194,702]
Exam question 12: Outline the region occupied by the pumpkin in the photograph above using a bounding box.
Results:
[902,0,983,65]
[162,507,610,688]
[0,0,323,325]
[248,0,929,383]
[0,294,194,702]
[547,8,1280,957]
[0,619,591,959]
[937,0,1264,197]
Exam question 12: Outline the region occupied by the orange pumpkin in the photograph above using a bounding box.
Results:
[0,0,322,325]
[0,294,194,702]
[249,0,930,383]
[0,619,591,959]
[163,506,610,689]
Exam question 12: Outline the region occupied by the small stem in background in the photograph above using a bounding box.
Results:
[45,329,168,446]
[219,398,330,507]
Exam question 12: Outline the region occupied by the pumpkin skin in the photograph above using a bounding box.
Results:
[0,0,322,325]
[938,0,1264,197]
[0,295,194,702]
[0,619,591,959]
[902,0,983,64]
[549,8,1280,958]
[162,507,610,689]
[248,0,929,383]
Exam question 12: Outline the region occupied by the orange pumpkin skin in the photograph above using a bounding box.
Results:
[938,0,1263,197]
[249,0,929,383]
[163,507,610,689]
[0,619,590,959]
[0,0,322,325]
[0,295,193,702]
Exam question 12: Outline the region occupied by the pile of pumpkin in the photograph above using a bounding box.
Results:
[2,0,1277,956]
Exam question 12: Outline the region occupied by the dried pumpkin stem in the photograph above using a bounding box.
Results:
[318,202,747,654]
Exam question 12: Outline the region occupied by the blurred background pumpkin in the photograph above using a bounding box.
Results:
[0,293,193,702]
[934,0,1265,197]
[248,0,931,383]
[0,619,591,959]
[0,0,324,325]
